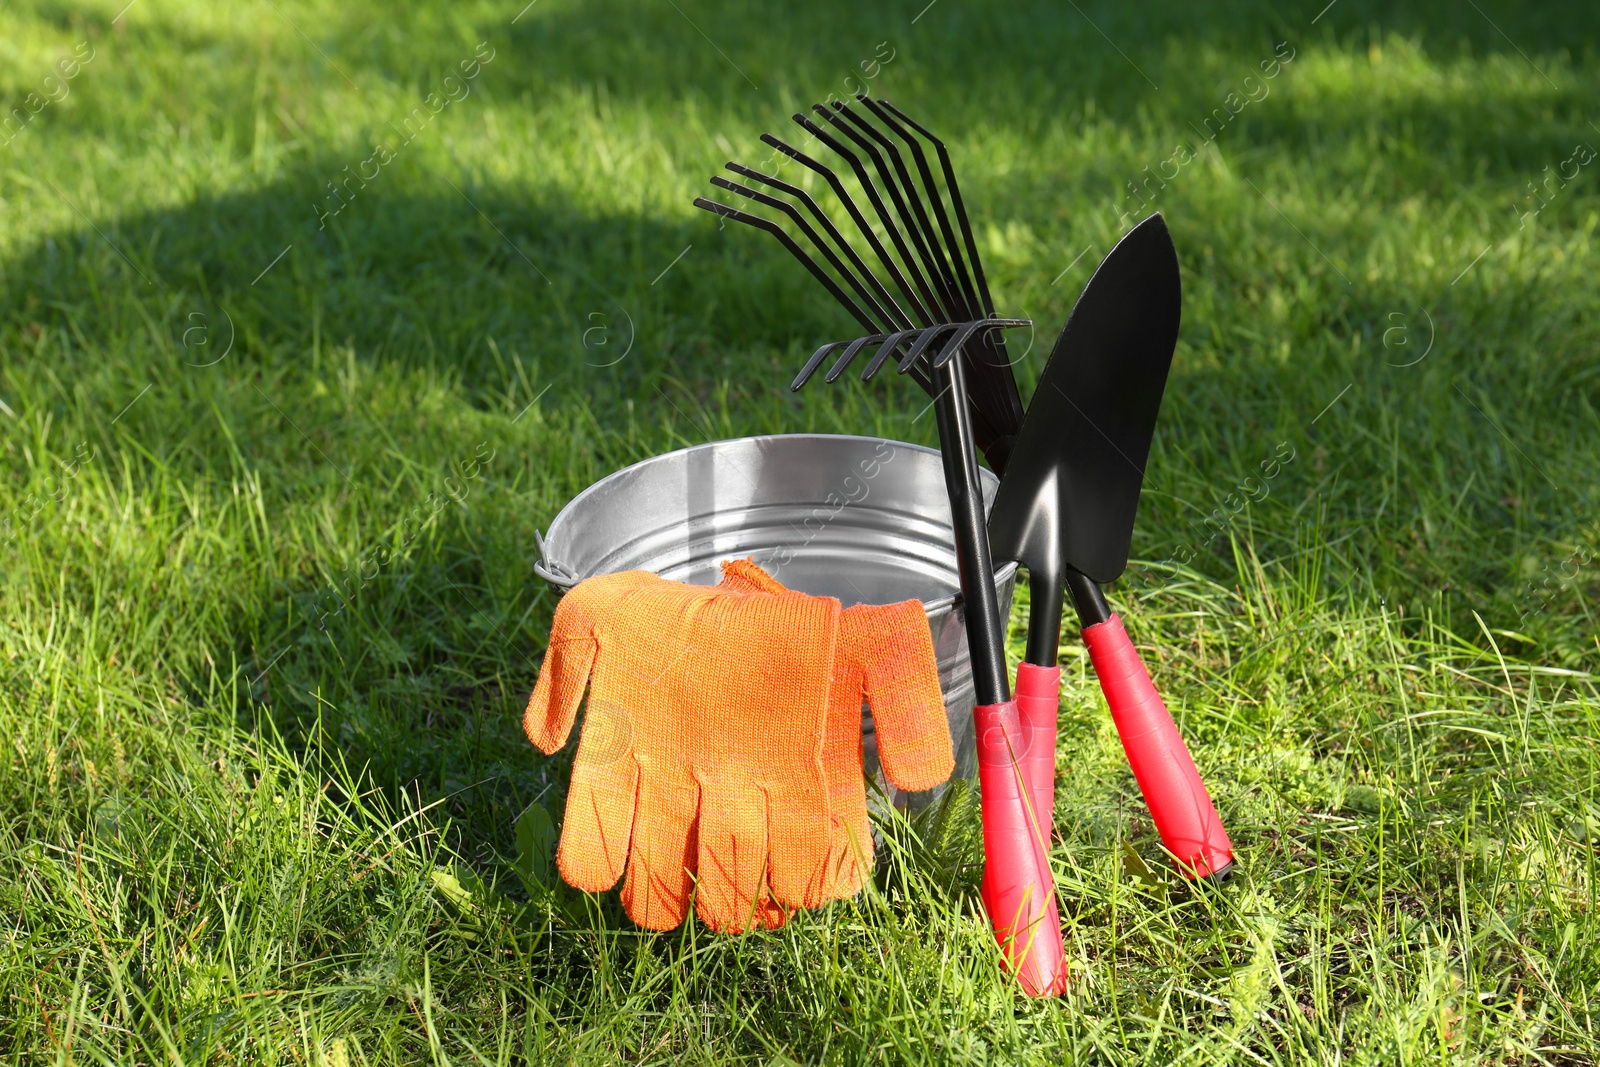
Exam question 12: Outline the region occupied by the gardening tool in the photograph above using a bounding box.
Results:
[987,213,1235,879]
[696,99,1067,993]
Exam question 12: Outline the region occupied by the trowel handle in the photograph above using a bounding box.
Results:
[1082,615,1235,879]
[1014,662,1061,839]
[974,700,1069,996]
[1007,664,1066,992]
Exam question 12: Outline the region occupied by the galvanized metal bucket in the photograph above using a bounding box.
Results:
[534,433,1016,808]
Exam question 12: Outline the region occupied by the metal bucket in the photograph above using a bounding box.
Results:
[534,433,1016,808]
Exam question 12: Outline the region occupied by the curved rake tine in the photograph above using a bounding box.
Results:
[876,98,997,318]
[761,134,935,326]
[825,100,969,320]
[695,198,878,334]
[709,176,897,326]
[928,316,1029,369]
[788,115,948,323]
[824,333,889,382]
[897,323,962,374]
[853,96,982,320]
[793,339,854,390]
[860,328,922,380]
[724,162,913,329]
[930,320,993,370]
[812,103,961,321]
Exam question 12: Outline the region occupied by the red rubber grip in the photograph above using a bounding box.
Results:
[974,700,1068,996]
[1014,662,1061,836]
[1082,615,1234,878]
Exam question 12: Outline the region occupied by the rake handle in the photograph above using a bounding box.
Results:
[975,699,1068,996]
[933,359,1066,995]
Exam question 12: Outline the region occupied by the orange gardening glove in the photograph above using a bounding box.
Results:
[524,570,845,932]
[717,559,952,922]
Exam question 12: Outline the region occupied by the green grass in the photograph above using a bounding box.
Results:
[2,0,1598,1061]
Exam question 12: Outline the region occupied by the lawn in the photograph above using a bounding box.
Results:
[2,0,1598,1061]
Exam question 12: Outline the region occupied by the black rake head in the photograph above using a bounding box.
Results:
[792,318,1030,392]
[695,95,1029,470]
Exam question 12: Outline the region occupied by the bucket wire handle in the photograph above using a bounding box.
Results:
[534,529,579,585]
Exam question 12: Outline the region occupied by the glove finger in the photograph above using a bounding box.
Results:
[851,602,952,792]
[525,573,644,754]
[554,700,639,892]
[524,634,598,755]
[693,780,768,933]
[825,802,874,903]
[619,765,699,931]
[763,777,831,910]
[823,698,873,901]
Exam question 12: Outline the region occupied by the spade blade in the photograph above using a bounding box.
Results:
[989,213,1180,584]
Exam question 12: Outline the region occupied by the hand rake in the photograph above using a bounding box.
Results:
[696,97,1067,995]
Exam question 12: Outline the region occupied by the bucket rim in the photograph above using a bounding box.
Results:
[534,432,1016,617]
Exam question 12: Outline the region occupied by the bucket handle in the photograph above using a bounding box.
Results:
[534,528,579,587]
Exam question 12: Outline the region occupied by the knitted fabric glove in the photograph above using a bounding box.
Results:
[717,559,952,919]
[524,570,841,932]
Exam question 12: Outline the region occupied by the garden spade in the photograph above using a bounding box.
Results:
[988,213,1235,879]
